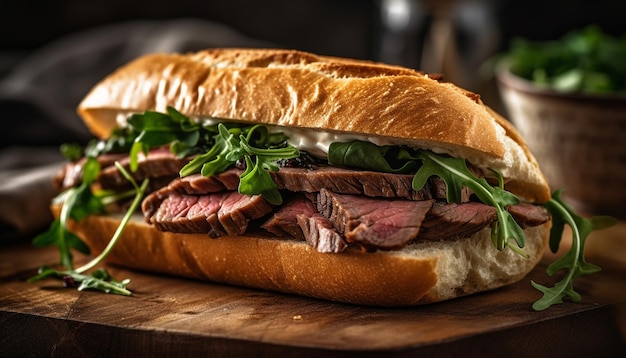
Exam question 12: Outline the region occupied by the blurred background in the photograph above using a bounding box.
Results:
[1,0,625,146]
[0,0,625,238]
[1,1,625,343]
[1,0,625,149]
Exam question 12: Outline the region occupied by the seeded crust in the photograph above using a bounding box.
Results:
[77,48,550,202]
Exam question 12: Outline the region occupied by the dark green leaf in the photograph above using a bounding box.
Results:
[68,183,106,221]
[412,151,523,250]
[82,157,100,184]
[239,156,282,205]
[60,143,84,161]
[531,189,617,311]
[128,111,177,131]
[32,219,63,247]
[328,141,417,173]
[135,130,180,147]
[28,266,61,283]
[77,268,131,295]
[178,122,298,205]
[30,266,131,296]
[505,25,626,94]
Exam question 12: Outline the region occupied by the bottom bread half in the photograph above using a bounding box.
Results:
[68,213,550,306]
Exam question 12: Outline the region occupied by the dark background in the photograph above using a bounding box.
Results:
[0,0,625,150]
[0,0,624,239]
[3,0,625,63]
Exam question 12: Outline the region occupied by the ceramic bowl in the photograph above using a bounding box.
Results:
[497,65,626,219]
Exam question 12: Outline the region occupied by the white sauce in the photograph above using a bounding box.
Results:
[114,113,462,166]
[197,117,401,158]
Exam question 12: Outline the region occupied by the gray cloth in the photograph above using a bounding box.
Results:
[0,18,273,242]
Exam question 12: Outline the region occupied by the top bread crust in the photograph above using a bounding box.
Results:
[77,48,550,202]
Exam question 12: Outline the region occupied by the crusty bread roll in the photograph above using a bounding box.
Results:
[77,49,550,203]
[65,210,549,306]
[56,48,554,306]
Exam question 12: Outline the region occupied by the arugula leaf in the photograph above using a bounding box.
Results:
[33,108,300,295]
[238,131,300,205]
[179,123,299,204]
[506,25,626,94]
[29,266,131,296]
[84,107,300,204]
[32,219,90,269]
[60,143,84,161]
[30,162,147,295]
[412,151,525,252]
[239,156,282,205]
[329,141,526,252]
[73,164,149,275]
[328,141,418,173]
[531,190,616,311]
[123,107,216,170]
[32,157,104,270]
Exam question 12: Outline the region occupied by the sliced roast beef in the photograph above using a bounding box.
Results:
[260,194,347,253]
[317,188,434,251]
[429,176,473,202]
[149,193,226,233]
[205,192,274,237]
[142,186,168,220]
[508,203,551,228]
[54,152,127,190]
[146,191,273,237]
[164,170,242,195]
[147,165,454,201]
[270,166,433,200]
[98,148,191,190]
[419,202,497,241]
[261,194,317,240]
[297,213,348,253]
[140,170,242,220]
[55,148,190,191]
[419,201,551,242]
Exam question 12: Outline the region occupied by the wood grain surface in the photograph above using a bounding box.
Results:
[1,241,625,357]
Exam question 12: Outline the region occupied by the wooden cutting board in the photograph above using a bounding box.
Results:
[1,241,624,357]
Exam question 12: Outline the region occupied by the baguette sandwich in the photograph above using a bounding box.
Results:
[45,48,558,306]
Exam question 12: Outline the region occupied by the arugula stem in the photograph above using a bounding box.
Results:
[422,152,524,251]
[76,178,149,274]
[549,198,580,291]
[83,278,132,296]
[58,190,75,270]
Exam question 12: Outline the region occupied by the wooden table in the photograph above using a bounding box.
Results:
[1,240,625,357]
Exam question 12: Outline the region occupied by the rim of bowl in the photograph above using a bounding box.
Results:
[496,62,626,104]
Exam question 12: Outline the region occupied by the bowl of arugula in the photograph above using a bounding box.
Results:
[496,25,626,219]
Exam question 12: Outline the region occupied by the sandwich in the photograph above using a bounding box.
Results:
[33,48,612,309]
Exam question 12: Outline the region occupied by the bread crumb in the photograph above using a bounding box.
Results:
[293,315,302,320]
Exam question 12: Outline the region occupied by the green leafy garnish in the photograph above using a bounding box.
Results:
[328,141,419,173]
[178,123,299,205]
[505,25,626,94]
[35,106,615,310]
[329,141,526,253]
[33,107,300,294]
[29,267,131,296]
[121,107,299,205]
[33,157,104,270]
[127,108,206,171]
[531,190,616,311]
[329,140,617,310]
[60,143,85,161]
[30,162,148,295]
[412,151,526,254]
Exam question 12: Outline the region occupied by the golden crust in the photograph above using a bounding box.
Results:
[77,48,550,202]
[64,211,549,306]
